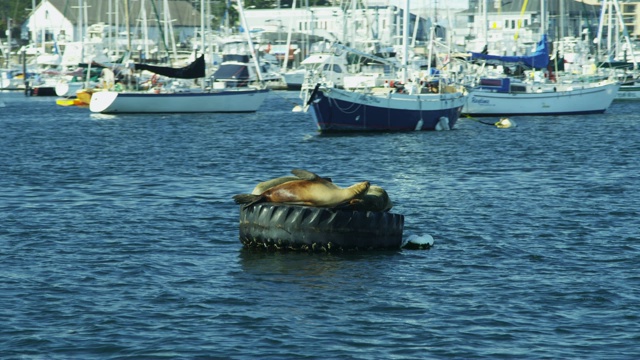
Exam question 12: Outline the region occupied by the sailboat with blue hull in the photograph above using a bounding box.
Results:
[306,84,465,132]
[301,0,466,132]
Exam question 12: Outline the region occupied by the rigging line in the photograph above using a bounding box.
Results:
[270,89,304,107]
[328,91,363,114]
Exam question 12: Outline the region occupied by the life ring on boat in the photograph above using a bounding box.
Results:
[238,203,404,252]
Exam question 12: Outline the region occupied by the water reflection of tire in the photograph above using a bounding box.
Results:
[238,203,404,252]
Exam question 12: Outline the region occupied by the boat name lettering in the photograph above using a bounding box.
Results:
[471,97,491,105]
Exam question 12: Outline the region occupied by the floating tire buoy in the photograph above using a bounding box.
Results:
[238,203,404,252]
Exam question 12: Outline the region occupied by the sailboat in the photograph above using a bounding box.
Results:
[300,0,467,132]
[283,41,349,90]
[90,0,269,114]
[89,54,269,113]
[462,1,620,116]
[594,0,640,101]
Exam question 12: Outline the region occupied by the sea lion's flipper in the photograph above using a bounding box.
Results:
[291,169,332,183]
[291,169,320,181]
[233,194,265,208]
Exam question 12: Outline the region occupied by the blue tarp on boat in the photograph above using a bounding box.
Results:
[469,34,550,69]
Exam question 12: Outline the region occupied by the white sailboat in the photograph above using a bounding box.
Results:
[90,0,269,114]
[462,1,620,116]
[89,53,269,114]
[594,0,640,101]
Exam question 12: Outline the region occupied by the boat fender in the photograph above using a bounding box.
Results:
[435,117,450,131]
[495,117,516,129]
[306,83,321,106]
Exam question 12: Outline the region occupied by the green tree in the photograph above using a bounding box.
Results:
[1,0,32,44]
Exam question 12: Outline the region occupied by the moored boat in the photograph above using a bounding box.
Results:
[90,88,269,113]
[90,54,269,114]
[75,88,95,105]
[305,83,466,132]
[463,77,620,116]
[615,82,640,101]
[299,0,466,133]
[282,42,349,90]
[462,34,621,116]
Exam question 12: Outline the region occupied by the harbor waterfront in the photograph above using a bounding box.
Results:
[1,91,639,358]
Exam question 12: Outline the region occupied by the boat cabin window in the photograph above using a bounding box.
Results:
[322,64,343,73]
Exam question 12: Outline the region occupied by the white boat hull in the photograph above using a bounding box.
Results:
[55,81,85,97]
[615,85,640,101]
[463,80,620,116]
[283,70,305,90]
[89,88,269,114]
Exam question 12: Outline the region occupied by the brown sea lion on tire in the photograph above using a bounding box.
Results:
[234,169,369,209]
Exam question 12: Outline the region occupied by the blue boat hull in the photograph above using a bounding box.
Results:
[307,87,465,132]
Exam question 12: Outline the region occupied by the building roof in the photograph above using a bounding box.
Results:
[41,0,201,27]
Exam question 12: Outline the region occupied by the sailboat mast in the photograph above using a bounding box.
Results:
[282,0,297,71]
[201,0,206,58]
[610,0,637,68]
[108,0,112,58]
[482,0,487,46]
[125,0,131,52]
[540,0,546,35]
[401,0,409,83]
[237,0,264,81]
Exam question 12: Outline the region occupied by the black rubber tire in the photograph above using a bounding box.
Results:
[238,203,404,252]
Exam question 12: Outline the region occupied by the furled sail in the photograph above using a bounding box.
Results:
[469,34,550,69]
[134,55,206,79]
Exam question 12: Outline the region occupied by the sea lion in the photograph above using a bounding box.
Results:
[234,169,369,209]
[251,176,299,195]
[250,170,333,195]
[339,185,393,212]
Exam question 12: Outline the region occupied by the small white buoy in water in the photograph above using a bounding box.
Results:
[495,117,516,129]
[402,234,435,249]
[292,105,303,112]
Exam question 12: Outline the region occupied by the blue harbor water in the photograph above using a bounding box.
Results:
[1,91,639,359]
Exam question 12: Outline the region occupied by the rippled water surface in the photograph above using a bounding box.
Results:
[1,91,639,359]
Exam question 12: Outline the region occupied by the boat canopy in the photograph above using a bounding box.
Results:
[134,55,206,79]
[469,34,550,69]
[213,64,250,81]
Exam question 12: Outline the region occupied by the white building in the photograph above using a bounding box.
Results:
[243,3,440,51]
[22,0,201,57]
[455,0,602,55]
